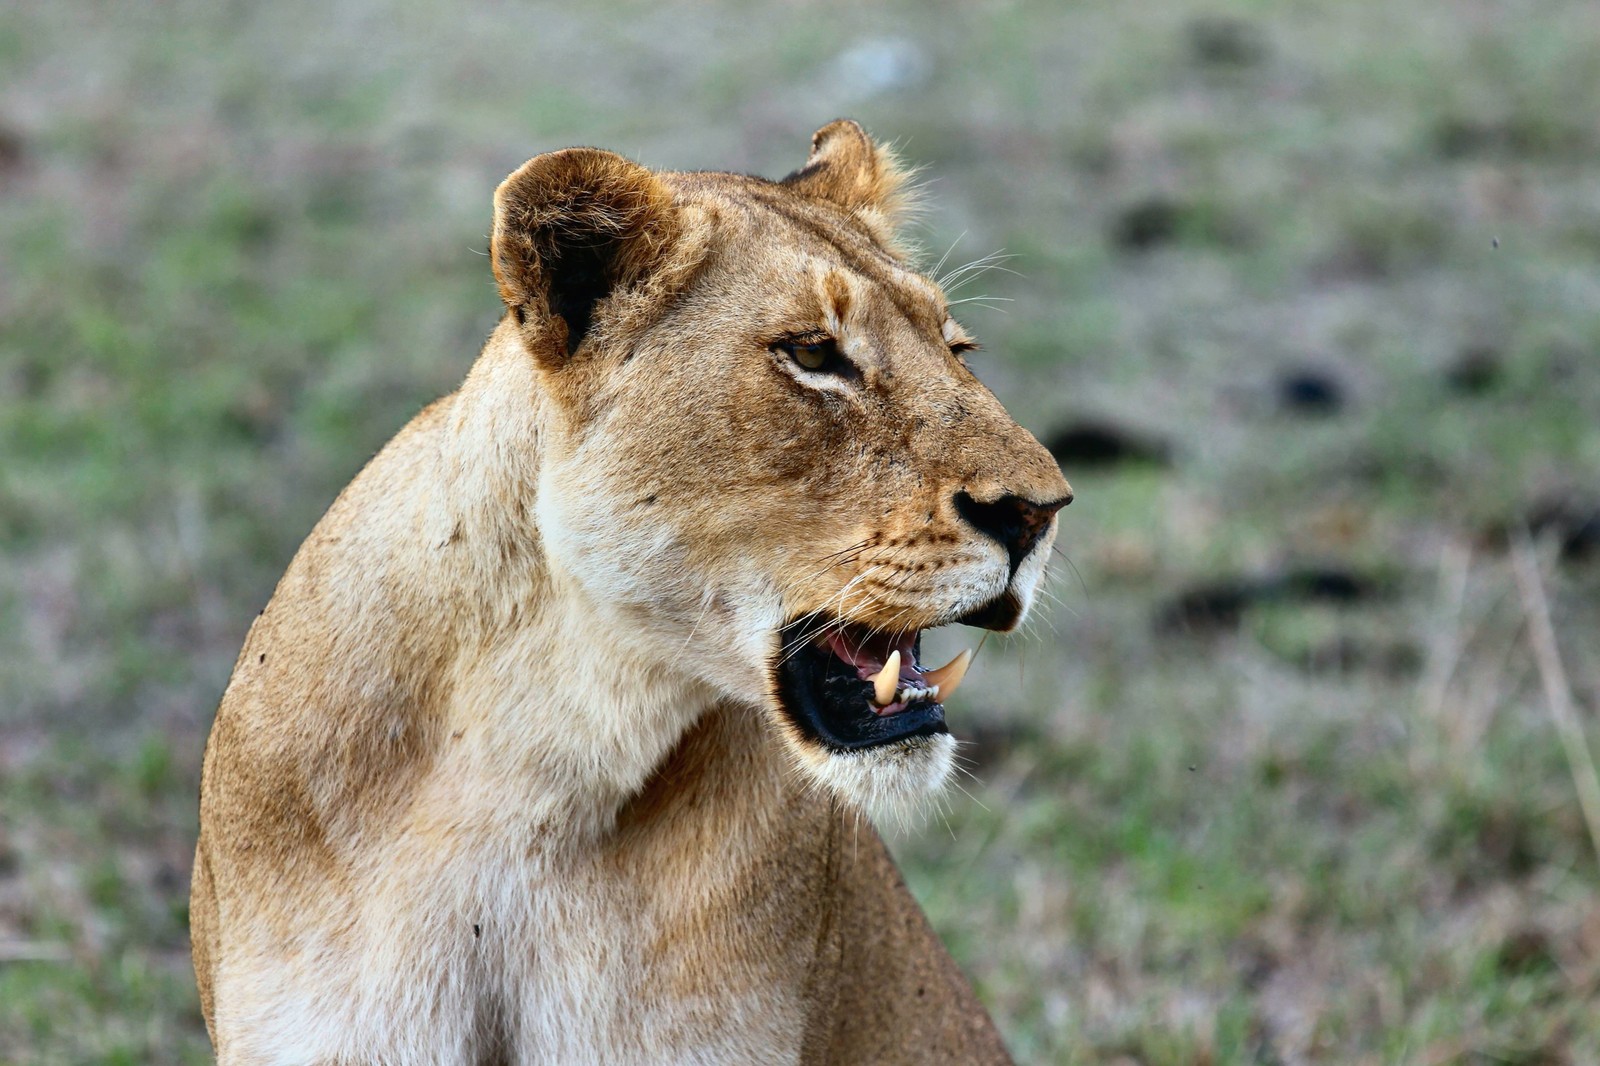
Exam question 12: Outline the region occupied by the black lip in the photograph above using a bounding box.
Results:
[772,616,948,752]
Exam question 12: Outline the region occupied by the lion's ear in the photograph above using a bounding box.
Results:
[781,120,918,243]
[492,148,681,358]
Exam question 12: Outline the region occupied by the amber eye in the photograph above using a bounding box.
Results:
[793,343,830,370]
[774,337,853,377]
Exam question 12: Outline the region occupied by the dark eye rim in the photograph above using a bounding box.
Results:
[771,335,860,379]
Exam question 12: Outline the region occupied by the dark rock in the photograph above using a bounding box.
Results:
[0,123,26,177]
[1525,498,1600,564]
[1044,419,1171,469]
[1156,565,1389,635]
[1445,347,1502,395]
[1110,196,1248,252]
[1275,368,1346,415]
[1484,496,1600,564]
[1186,16,1268,68]
[1279,566,1382,604]
[1156,579,1262,634]
[1111,197,1184,251]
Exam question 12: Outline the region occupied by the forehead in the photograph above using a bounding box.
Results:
[671,172,948,330]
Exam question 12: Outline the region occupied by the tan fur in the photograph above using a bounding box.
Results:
[193,120,1069,1064]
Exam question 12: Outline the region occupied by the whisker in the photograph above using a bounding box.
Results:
[942,258,1017,286]
[929,231,968,281]
[937,250,1019,293]
[947,297,1011,315]
[676,588,717,652]
[779,614,849,664]
[814,539,873,565]
[946,775,991,815]
[795,543,876,586]
[1051,548,1088,599]
[778,614,843,663]
[778,566,888,663]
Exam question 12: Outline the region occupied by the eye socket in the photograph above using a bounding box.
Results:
[774,336,854,377]
[948,340,981,358]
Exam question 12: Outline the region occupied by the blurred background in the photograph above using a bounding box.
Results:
[3,0,1600,1061]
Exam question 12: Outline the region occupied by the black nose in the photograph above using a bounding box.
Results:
[954,490,1072,574]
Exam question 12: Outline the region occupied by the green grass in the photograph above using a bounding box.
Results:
[4,0,1600,1061]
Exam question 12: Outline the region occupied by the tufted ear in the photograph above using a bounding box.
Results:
[781,120,919,255]
[492,148,682,359]
[781,120,917,235]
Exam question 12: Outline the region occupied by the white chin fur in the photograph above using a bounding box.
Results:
[794,732,956,830]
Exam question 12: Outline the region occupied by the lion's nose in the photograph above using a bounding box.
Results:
[953,490,1073,575]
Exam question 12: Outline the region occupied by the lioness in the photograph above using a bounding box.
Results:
[192,120,1071,1065]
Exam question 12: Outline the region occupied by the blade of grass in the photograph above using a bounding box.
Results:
[1510,531,1600,873]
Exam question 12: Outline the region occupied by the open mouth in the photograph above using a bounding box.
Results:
[772,614,973,752]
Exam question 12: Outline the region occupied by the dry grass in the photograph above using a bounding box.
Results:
[1512,534,1600,873]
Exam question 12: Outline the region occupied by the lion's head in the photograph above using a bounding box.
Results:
[489,121,1071,819]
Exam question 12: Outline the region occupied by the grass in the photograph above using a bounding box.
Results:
[4,0,1600,1061]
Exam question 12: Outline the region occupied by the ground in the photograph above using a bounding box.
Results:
[2,0,1599,1062]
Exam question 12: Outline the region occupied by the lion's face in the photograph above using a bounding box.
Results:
[492,123,1071,816]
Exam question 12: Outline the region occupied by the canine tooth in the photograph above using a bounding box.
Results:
[924,649,972,703]
[870,650,900,707]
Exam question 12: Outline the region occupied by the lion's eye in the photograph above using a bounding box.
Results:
[794,343,830,370]
[775,337,853,377]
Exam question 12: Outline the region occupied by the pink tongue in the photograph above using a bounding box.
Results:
[825,630,920,682]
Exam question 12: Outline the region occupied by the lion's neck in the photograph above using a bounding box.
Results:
[432,587,725,842]
[410,332,729,843]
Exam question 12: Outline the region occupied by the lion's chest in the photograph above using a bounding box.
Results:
[224,822,816,1065]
